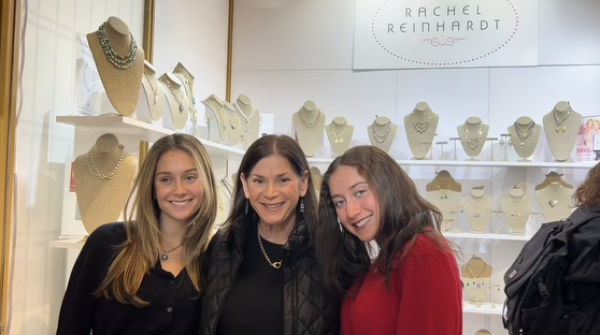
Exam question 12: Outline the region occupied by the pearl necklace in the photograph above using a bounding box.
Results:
[97,22,138,70]
[234,103,257,124]
[86,144,126,179]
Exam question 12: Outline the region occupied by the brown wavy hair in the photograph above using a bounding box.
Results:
[574,161,600,208]
[95,133,218,307]
[314,145,454,298]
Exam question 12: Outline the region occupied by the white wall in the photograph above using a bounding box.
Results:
[230,0,600,334]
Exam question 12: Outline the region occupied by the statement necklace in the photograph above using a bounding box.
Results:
[331,123,349,144]
[412,114,432,134]
[464,123,484,150]
[298,110,321,130]
[160,243,184,262]
[372,122,392,143]
[97,22,138,70]
[553,108,572,133]
[143,72,159,105]
[86,144,126,179]
[257,226,282,269]
[513,121,535,146]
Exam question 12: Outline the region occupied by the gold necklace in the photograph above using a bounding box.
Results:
[554,107,572,133]
[161,78,185,112]
[508,192,523,217]
[257,225,282,269]
[412,114,431,134]
[372,122,391,143]
[467,260,487,278]
[330,123,348,144]
[513,120,535,146]
[547,183,562,208]
[143,72,159,105]
[298,110,321,130]
[436,180,452,199]
[160,243,184,262]
[173,70,195,105]
[86,145,126,179]
[464,123,484,150]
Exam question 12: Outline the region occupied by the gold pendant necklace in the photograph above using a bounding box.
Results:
[553,107,572,133]
[331,123,348,144]
[412,114,431,134]
[513,121,535,146]
[467,260,487,278]
[257,225,282,269]
[160,243,184,262]
[161,78,185,112]
[464,123,484,150]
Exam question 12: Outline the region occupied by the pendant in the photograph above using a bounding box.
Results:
[160,253,169,262]
[440,195,447,200]
[179,104,184,112]
[548,200,558,208]
[335,139,343,144]
[511,213,521,217]
[556,126,567,133]
[520,142,525,146]
[154,96,159,105]
[474,213,482,218]
[272,261,282,269]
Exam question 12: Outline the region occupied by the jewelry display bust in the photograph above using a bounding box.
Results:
[457,117,489,159]
[403,102,439,159]
[460,256,493,305]
[158,73,189,130]
[534,172,575,222]
[293,101,326,157]
[234,94,261,150]
[325,117,354,156]
[459,187,493,233]
[367,116,398,153]
[86,16,144,117]
[500,187,532,235]
[426,170,462,232]
[173,62,200,137]
[73,133,137,234]
[475,329,493,335]
[138,60,164,122]
[201,94,228,144]
[507,116,542,161]
[542,101,582,161]
[222,101,245,146]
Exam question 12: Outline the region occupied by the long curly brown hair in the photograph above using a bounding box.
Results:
[574,161,600,208]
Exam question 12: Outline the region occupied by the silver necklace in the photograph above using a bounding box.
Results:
[372,122,391,143]
[86,145,126,179]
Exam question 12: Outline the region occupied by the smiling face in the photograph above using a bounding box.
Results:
[154,149,204,227]
[241,154,308,230]
[328,165,381,242]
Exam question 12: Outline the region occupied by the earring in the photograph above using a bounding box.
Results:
[299,198,305,213]
[153,194,156,201]
[244,199,249,215]
[337,216,344,232]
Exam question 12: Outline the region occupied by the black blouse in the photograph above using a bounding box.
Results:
[56,222,200,335]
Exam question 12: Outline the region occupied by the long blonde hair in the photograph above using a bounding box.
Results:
[95,133,218,307]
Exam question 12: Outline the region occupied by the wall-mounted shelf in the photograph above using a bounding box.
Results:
[56,115,245,158]
[463,302,503,316]
[307,157,597,169]
[49,236,86,249]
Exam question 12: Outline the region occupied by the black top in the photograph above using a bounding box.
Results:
[56,222,200,335]
[216,224,285,335]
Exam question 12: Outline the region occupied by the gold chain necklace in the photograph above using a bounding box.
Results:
[143,72,159,105]
[464,124,484,150]
[513,120,535,146]
[298,110,321,130]
[553,107,572,133]
[86,144,126,179]
[160,243,184,262]
[257,225,282,269]
[467,261,487,278]
[412,114,431,134]
[508,192,523,218]
[161,78,185,112]
[331,123,348,144]
[173,70,196,105]
[372,122,391,143]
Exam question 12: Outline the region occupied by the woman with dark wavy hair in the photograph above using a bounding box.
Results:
[315,145,462,335]
[200,134,339,335]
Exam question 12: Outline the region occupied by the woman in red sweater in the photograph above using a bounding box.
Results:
[315,145,463,335]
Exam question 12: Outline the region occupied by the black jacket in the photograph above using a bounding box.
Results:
[200,218,340,335]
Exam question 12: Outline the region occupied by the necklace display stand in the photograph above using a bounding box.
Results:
[459,187,493,233]
[460,255,493,305]
[292,101,326,157]
[500,187,532,235]
[367,116,398,153]
[73,133,137,234]
[201,94,229,144]
[542,101,582,162]
[457,117,489,160]
[222,101,245,147]
[137,60,165,123]
[534,172,575,222]
[325,117,353,156]
[86,16,144,117]
[507,116,542,161]
[158,73,189,131]
[234,94,261,150]
[173,62,200,138]
[404,102,439,160]
[426,170,462,232]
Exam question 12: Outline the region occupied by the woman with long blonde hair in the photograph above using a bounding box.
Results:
[57,133,217,335]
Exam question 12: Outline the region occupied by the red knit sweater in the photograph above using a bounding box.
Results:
[340,234,463,335]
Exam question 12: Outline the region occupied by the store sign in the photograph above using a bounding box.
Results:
[354,0,539,69]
